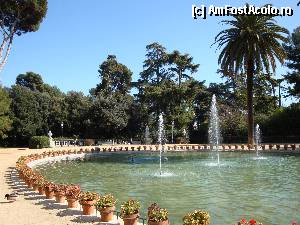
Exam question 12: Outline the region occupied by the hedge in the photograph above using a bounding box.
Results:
[29,136,50,149]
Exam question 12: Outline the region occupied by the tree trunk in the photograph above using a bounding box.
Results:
[278,83,282,107]
[0,35,13,73]
[246,59,254,146]
[0,37,8,61]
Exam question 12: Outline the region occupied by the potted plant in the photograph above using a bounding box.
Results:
[53,184,67,203]
[65,184,81,208]
[236,218,263,225]
[32,174,43,191]
[148,203,169,225]
[96,193,117,222]
[36,178,46,195]
[79,191,100,215]
[183,209,210,225]
[120,199,140,225]
[44,181,56,199]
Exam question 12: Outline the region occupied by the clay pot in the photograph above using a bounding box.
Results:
[38,187,45,195]
[149,220,169,225]
[33,184,39,191]
[27,180,33,188]
[67,198,78,208]
[55,193,66,203]
[45,189,55,199]
[80,200,96,215]
[122,213,139,225]
[99,206,115,222]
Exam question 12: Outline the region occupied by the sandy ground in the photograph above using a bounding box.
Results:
[0,148,125,225]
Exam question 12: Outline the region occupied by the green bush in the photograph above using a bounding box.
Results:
[29,136,50,149]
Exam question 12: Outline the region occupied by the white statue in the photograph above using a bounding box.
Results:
[48,130,54,148]
[48,130,53,140]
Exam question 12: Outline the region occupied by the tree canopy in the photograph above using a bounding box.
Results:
[0,0,48,73]
[214,7,289,145]
[284,26,300,100]
[96,55,132,95]
[0,86,12,139]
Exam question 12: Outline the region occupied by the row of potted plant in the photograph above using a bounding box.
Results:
[15,150,265,225]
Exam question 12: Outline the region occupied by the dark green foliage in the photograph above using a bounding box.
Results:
[137,43,202,142]
[9,85,51,144]
[96,55,132,95]
[0,0,48,35]
[16,72,44,92]
[262,103,300,137]
[8,74,66,146]
[64,91,91,137]
[0,0,48,72]
[0,86,12,139]
[168,50,199,85]
[140,42,169,85]
[29,135,49,149]
[284,26,300,100]
[89,92,132,138]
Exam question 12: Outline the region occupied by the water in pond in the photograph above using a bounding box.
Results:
[35,152,300,225]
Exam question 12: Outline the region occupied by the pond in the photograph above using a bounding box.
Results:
[35,152,300,225]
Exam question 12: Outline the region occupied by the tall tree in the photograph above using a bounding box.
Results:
[0,86,12,140]
[137,43,170,128]
[283,26,300,100]
[168,50,199,86]
[9,85,51,144]
[16,72,44,92]
[96,55,132,95]
[140,42,169,85]
[89,92,132,138]
[0,0,48,73]
[64,91,91,137]
[214,8,289,145]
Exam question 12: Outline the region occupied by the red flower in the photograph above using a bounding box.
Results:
[291,220,297,225]
[241,218,247,223]
[249,219,256,225]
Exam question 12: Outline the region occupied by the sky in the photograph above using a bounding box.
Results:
[1,0,300,103]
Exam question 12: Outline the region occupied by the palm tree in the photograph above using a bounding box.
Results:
[214,7,289,145]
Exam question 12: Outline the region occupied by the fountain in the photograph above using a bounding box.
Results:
[208,94,221,165]
[158,114,164,175]
[255,124,262,157]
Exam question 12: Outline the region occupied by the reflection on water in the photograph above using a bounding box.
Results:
[35,152,300,225]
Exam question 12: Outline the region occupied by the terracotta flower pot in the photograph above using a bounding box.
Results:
[55,193,66,203]
[67,198,78,208]
[149,220,169,225]
[45,189,55,199]
[80,200,96,215]
[122,213,139,225]
[33,184,39,191]
[38,187,45,195]
[99,206,115,222]
[27,180,33,188]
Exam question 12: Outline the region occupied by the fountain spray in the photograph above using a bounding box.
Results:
[158,114,164,175]
[208,95,221,165]
[255,124,262,157]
